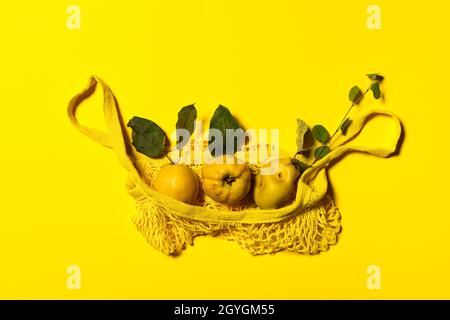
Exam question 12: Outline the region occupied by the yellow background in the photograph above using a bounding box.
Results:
[1,0,449,299]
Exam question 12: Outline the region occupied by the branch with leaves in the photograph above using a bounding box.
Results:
[293,73,384,171]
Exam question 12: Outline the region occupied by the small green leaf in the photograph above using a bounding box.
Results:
[208,105,241,156]
[127,116,166,158]
[340,118,352,135]
[292,158,311,174]
[366,73,384,81]
[314,146,331,160]
[312,125,330,144]
[296,119,313,152]
[175,104,197,148]
[348,85,363,104]
[370,81,381,99]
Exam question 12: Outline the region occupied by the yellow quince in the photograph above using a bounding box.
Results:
[154,164,200,204]
[201,155,251,205]
[254,158,300,209]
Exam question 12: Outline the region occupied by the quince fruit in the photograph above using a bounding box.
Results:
[201,155,251,205]
[154,164,200,204]
[254,158,300,209]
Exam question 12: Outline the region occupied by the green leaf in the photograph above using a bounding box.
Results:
[370,81,381,99]
[175,104,197,148]
[314,146,331,160]
[340,118,352,135]
[366,73,384,81]
[208,105,241,156]
[292,158,311,174]
[296,119,313,152]
[348,85,363,104]
[127,116,166,158]
[312,125,330,144]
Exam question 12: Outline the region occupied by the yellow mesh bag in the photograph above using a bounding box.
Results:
[67,76,402,256]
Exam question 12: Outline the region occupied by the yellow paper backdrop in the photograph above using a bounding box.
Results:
[0,0,449,299]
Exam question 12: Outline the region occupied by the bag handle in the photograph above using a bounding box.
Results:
[303,109,402,177]
[67,76,143,183]
[67,76,113,148]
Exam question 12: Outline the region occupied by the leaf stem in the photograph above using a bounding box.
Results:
[310,79,376,166]
[329,103,355,142]
[329,80,375,142]
[165,153,174,164]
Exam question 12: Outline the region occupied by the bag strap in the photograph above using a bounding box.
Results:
[67,76,112,148]
[67,76,144,185]
[303,109,402,177]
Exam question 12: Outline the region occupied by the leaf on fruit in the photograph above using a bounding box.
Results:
[370,81,381,99]
[312,124,330,144]
[127,116,166,158]
[175,104,197,148]
[314,145,331,160]
[296,119,313,152]
[340,118,352,135]
[349,85,363,104]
